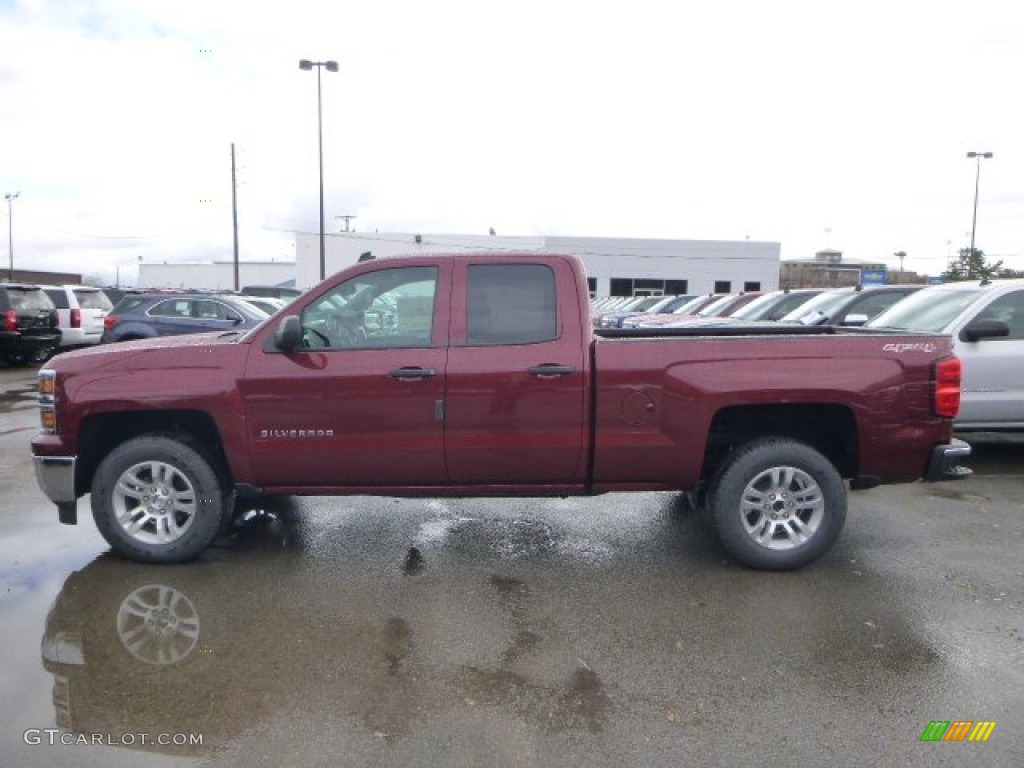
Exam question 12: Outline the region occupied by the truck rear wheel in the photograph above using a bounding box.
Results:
[91,436,226,563]
[708,438,846,570]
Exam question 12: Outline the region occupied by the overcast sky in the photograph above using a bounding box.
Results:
[1,0,1022,285]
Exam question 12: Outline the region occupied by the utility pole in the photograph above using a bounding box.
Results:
[231,143,240,291]
[966,151,994,265]
[336,215,356,232]
[5,191,18,281]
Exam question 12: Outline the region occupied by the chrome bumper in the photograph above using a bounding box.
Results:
[34,456,79,523]
[924,438,972,482]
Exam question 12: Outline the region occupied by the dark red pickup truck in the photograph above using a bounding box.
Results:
[32,252,970,569]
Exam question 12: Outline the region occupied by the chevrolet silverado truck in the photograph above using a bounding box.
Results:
[31,252,970,570]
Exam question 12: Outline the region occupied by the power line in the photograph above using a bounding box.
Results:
[18,219,224,240]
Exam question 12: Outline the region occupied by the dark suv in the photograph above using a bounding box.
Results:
[101,293,270,343]
[0,283,61,365]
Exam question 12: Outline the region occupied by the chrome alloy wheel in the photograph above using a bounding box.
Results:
[738,465,824,551]
[113,461,197,545]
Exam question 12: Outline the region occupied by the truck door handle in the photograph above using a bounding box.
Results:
[390,366,437,380]
[528,364,576,378]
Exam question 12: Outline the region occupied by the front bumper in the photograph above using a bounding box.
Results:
[34,455,79,523]
[924,438,972,481]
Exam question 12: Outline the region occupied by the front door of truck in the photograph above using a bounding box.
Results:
[444,260,588,486]
[241,263,450,487]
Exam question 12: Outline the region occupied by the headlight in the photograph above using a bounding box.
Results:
[38,370,57,435]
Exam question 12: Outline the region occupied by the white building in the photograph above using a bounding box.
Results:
[297,232,780,297]
[136,234,781,297]
[137,260,296,291]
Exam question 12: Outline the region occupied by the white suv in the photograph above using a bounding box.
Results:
[867,278,1024,430]
[40,285,114,349]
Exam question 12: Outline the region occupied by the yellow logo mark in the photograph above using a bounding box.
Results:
[967,721,997,742]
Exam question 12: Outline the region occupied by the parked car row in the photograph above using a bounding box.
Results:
[612,285,919,330]
[0,282,295,366]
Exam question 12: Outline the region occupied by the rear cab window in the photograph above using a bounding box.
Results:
[466,264,558,345]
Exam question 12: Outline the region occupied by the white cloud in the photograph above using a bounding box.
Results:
[1,0,1022,284]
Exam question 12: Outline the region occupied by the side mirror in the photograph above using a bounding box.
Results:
[840,313,869,327]
[274,315,303,351]
[226,312,243,324]
[960,318,1009,342]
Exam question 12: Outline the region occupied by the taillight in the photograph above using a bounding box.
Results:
[933,357,962,419]
[3,309,16,331]
[70,308,82,328]
[104,315,118,331]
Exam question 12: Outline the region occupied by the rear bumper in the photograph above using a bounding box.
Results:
[58,328,102,347]
[0,331,61,351]
[924,438,972,481]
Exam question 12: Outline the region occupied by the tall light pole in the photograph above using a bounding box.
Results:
[299,59,339,281]
[966,151,993,268]
[894,250,906,279]
[5,192,18,281]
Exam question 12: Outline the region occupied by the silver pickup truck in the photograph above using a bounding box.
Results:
[868,278,1024,430]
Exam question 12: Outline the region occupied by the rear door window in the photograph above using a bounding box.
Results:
[44,289,70,309]
[466,264,558,345]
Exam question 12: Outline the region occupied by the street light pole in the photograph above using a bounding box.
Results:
[966,151,993,271]
[299,59,339,281]
[5,192,18,281]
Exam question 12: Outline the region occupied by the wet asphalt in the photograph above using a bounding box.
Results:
[0,362,1021,767]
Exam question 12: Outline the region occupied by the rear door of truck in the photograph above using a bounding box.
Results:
[443,257,590,486]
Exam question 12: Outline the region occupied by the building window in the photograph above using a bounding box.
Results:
[665,280,688,295]
[714,281,732,293]
[609,277,688,297]
[633,279,664,296]
[610,278,633,297]
[586,277,597,297]
[743,281,761,292]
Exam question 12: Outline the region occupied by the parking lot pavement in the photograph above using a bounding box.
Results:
[1,381,1021,767]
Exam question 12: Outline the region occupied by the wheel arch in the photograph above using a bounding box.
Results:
[700,403,858,489]
[76,410,231,497]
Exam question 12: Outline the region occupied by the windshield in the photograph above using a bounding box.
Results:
[672,295,713,314]
[697,295,735,316]
[866,286,983,332]
[779,290,852,322]
[729,292,779,319]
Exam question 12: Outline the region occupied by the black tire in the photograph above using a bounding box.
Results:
[91,436,227,563]
[708,438,846,571]
[3,347,52,366]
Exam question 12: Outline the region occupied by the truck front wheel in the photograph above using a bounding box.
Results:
[91,436,226,563]
[708,438,846,571]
